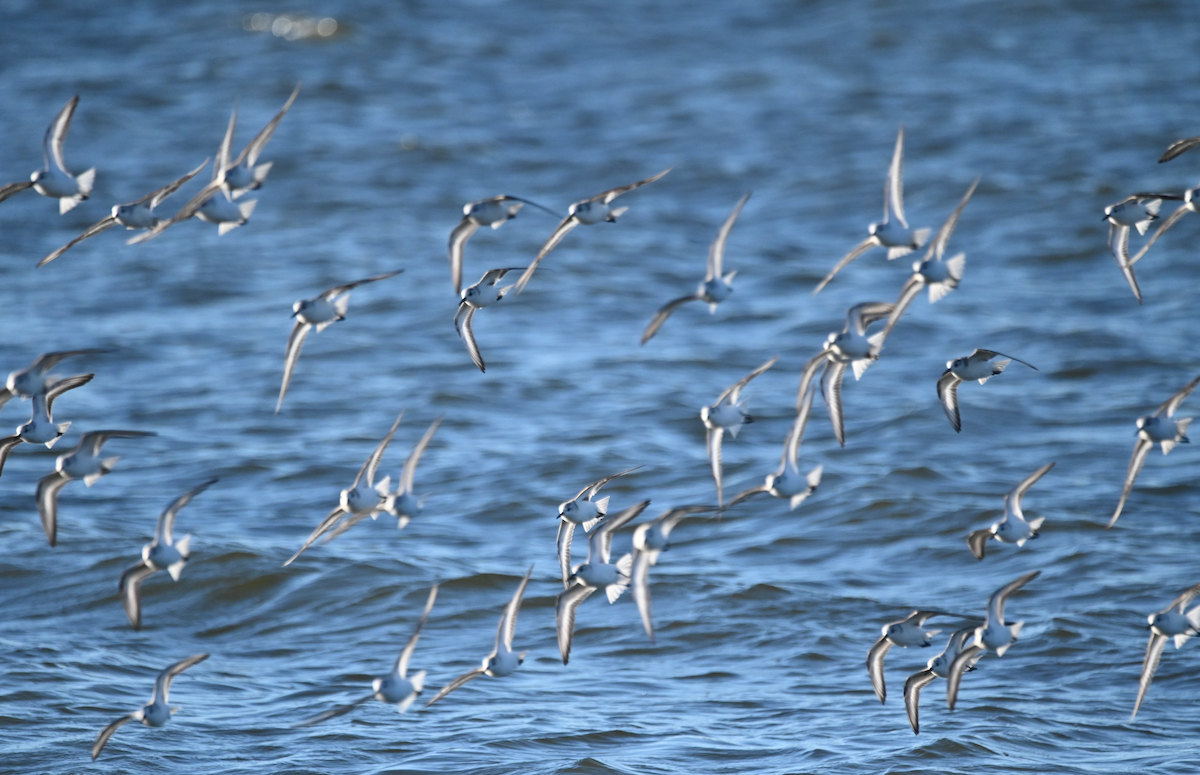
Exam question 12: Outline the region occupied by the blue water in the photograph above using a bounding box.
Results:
[2,1,1200,772]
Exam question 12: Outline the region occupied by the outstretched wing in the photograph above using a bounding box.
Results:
[38,216,116,266]
[923,178,978,263]
[592,500,650,566]
[44,95,79,174]
[631,549,655,642]
[1132,633,1168,720]
[355,412,404,489]
[641,295,699,345]
[118,561,155,629]
[395,586,439,678]
[319,270,404,301]
[945,644,984,711]
[576,466,643,501]
[937,372,962,433]
[821,360,848,447]
[707,192,751,280]
[589,168,672,204]
[294,693,375,727]
[153,652,209,704]
[44,373,93,416]
[0,180,33,204]
[878,278,921,343]
[1131,204,1189,265]
[989,570,1039,625]
[707,426,724,506]
[1156,374,1200,418]
[1110,437,1153,529]
[717,355,779,405]
[37,471,71,547]
[276,321,312,414]
[867,635,892,703]
[1110,225,1142,305]
[283,505,347,566]
[91,714,135,760]
[156,478,218,543]
[886,126,907,228]
[1159,135,1200,163]
[969,349,1038,371]
[400,417,441,495]
[499,566,534,651]
[454,304,485,372]
[0,435,25,481]
[448,218,480,294]
[555,583,595,665]
[143,159,211,208]
[512,216,579,294]
[423,668,485,709]
[903,669,937,734]
[234,83,301,168]
[812,238,877,296]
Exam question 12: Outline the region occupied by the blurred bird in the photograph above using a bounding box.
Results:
[91,654,208,760]
[642,192,750,344]
[449,197,557,293]
[967,462,1055,560]
[701,356,778,505]
[630,505,715,641]
[937,349,1038,433]
[556,466,642,589]
[1127,179,1200,268]
[1132,581,1200,720]
[0,95,95,214]
[903,627,980,734]
[0,349,106,412]
[867,610,952,704]
[727,388,823,510]
[0,374,93,478]
[946,570,1040,710]
[455,267,524,372]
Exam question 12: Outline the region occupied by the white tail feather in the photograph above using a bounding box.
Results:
[176,534,191,560]
[75,167,96,197]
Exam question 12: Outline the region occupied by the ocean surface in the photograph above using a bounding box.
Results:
[2,1,1199,772]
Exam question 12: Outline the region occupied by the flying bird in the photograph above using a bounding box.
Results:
[454,267,524,372]
[1111,374,1199,528]
[0,349,107,412]
[0,95,95,213]
[512,168,671,294]
[867,610,952,704]
[903,627,981,734]
[91,653,208,760]
[556,500,649,664]
[449,196,557,293]
[296,586,438,725]
[276,270,403,412]
[117,479,217,630]
[967,462,1055,560]
[726,387,823,510]
[937,349,1038,433]
[0,374,94,478]
[556,466,642,589]
[38,159,208,266]
[812,127,931,294]
[1127,179,1200,269]
[946,570,1040,710]
[701,356,778,505]
[1132,581,1200,720]
[425,567,533,708]
[641,192,751,344]
[37,430,156,547]
[630,505,715,641]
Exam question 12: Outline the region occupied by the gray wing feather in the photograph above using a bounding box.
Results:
[500,566,534,651]
[1132,633,1168,720]
[631,550,654,641]
[1156,374,1200,418]
[708,426,724,506]
[283,506,347,566]
[904,669,937,734]
[118,562,156,630]
[424,669,485,708]
[396,586,439,677]
[717,355,779,405]
[812,238,878,295]
[1110,438,1153,528]
[400,418,441,495]
[937,372,962,433]
[1132,204,1188,265]
[45,95,78,174]
[513,216,579,293]
[157,479,218,542]
[555,584,595,664]
[39,217,116,266]
[154,653,209,704]
[234,83,301,168]
[867,636,892,703]
[319,270,404,301]
[295,694,375,727]
[707,192,751,280]
[1159,136,1200,163]
[556,519,575,589]
[946,644,984,710]
[276,322,311,414]
[37,471,70,546]
[887,126,907,227]
[821,360,848,447]
[448,218,480,294]
[455,304,485,372]
[641,294,700,344]
[0,435,25,480]
[92,714,135,760]
[591,167,671,204]
[0,180,33,203]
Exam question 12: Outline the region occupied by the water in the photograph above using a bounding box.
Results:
[1,1,1199,772]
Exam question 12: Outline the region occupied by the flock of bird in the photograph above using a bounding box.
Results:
[4,86,1199,760]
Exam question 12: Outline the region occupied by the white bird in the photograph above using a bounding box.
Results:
[296,586,438,726]
[0,95,95,214]
[1104,193,1174,238]
[556,500,650,664]
[794,302,894,447]
[967,462,1055,560]
[1132,581,1200,720]
[454,267,525,372]
[512,168,671,294]
[117,479,217,630]
[903,627,981,734]
[38,159,208,266]
[448,196,558,293]
[276,270,404,413]
[878,179,978,342]
[0,374,94,478]
[284,412,404,566]
[867,610,952,704]
[128,154,258,244]
[812,126,931,294]
[641,192,751,344]
[37,430,156,547]
[701,356,778,505]
[1128,180,1200,269]
[937,349,1038,433]
[1111,374,1200,528]
[0,348,107,411]
[726,387,823,510]
[556,466,642,589]
[425,567,533,708]
[630,505,715,641]
[91,653,209,760]
[946,570,1040,710]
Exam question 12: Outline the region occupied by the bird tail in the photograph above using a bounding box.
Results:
[176,534,192,561]
[607,206,629,222]
[607,554,633,603]
[252,161,274,188]
[912,227,932,248]
[1028,516,1045,532]
[85,456,120,486]
[410,670,427,695]
[47,422,71,447]
[76,168,96,198]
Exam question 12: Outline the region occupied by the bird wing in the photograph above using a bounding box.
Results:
[1006,462,1055,517]
[91,714,135,760]
[811,238,877,296]
[44,95,79,174]
[707,426,724,506]
[555,583,595,665]
[725,485,768,508]
[499,195,560,216]
[480,266,526,286]
[656,504,715,541]
[821,359,847,447]
[784,388,816,470]
[945,644,984,711]
[867,636,892,703]
[593,500,650,565]
[283,505,347,566]
[43,373,93,416]
[423,668,485,709]
[139,159,211,208]
[795,350,829,412]
[1132,633,1168,720]
[233,83,301,168]
[128,182,221,244]
[0,435,25,481]
[0,180,33,203]
[37,471,71,547]
[1159,135,1200,163]
[707,192,751,280]
[885,126,907,227]
[904,669,937,734]
[641,294,700,345]
[276,321,312,414]
[39,216,116,266]
[154,653,209,704]
[156,479,218,543]
[556,519,575,589]
[31,348,108,374]
[575,466,643,501]
[937,372,962,433]
[499,566,534,651]
[118,562,156,630]
[589,167,672,204]
[319,270,404,301]
[923,178,978,263]
[847,301,895,336]
[395,586,439,678]
[354,412,404,489]
[400,417,441,495]
[214,105,238,181]
[1110,437,1153,529]
[1131,204,1189,265]
[717,355,779,405]
[966,528,991,560]
[294,694,375,727]
[989,570,1039,625]
[1110,225,1143,304]
[448,218,480,294]
[454,304,485,373]
[80,429,156,456]
[969,349,1038,371]
[631,549,654,642]
[1156,374,1200,418]
[878,278,921,343]
[1168,581,1200,613]
[512,216,579,294]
